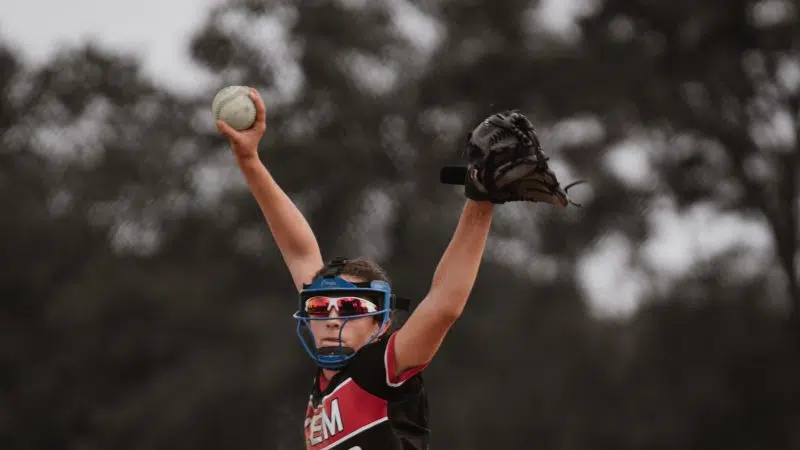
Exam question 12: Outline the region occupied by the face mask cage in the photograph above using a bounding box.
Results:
[291,258,410,369]
[293,277,393,369]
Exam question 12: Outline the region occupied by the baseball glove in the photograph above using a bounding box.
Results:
[440,110,584,207]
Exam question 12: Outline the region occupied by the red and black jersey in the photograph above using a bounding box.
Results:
[303,332,429,450]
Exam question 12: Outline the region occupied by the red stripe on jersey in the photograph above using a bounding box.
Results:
[384,333,428,387]
[318,373,330,392]
[304,378,387,449]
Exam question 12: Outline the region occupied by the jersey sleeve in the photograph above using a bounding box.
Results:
[348,332,427,400]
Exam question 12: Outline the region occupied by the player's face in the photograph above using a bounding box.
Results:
[308,275,385,351]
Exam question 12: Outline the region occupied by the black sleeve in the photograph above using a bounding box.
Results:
[347,332,426,401]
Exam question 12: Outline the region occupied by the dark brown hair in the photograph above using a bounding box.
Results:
[313,257,390,284]
[313,257,395,325]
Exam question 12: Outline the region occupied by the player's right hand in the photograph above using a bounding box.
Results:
[216,87,266,161]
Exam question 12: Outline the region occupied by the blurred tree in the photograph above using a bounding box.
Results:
[2,0,799,448]
[0,42,309,449]
[522,0,799,325]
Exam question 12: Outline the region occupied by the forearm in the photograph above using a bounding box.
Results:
[391,199,493,373]
[428,199,494,316]
[236,155,323,289]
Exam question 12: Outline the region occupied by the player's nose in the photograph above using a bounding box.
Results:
[325,311,342,328]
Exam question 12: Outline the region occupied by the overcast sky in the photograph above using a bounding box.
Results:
[0,0,222,94]
[0,0,774,318]
[0,0,590,93]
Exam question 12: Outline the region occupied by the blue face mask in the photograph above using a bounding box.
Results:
[293,276,395,369]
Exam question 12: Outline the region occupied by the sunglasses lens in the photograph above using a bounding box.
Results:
[305,297,331,317]
[336,297,375,316]
[303,296,379,317]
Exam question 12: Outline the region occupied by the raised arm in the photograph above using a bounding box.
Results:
[391,199,493,375]
[216,88,323,291]
[389,109,576,377]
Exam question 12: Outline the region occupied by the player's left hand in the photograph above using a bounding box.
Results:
[443,110,584,207]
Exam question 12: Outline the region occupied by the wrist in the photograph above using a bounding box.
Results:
[464,199,494,214]
[235,153,261,168]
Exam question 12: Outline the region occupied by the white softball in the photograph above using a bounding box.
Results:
[211,85,257,131]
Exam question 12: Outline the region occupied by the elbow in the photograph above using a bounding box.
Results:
[441,307,463,324]
[434,291,470,323]
[424,283,473,323]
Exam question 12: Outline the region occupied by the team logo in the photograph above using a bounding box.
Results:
[305,398,344,446]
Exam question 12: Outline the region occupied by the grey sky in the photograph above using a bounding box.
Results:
[0,0,221,94]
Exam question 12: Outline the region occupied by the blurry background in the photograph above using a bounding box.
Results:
[1,0,798,448]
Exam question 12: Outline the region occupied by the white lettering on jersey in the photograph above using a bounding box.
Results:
[322,398,343,440]
[307,398,344,445]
